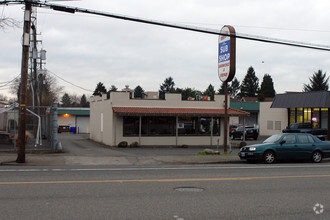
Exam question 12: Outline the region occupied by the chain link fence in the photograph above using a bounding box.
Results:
[0,103,58,152]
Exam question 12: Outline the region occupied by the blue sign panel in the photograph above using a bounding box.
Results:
[218,40,230,63]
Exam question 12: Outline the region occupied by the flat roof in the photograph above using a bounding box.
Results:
[271,91,330,108]
[112,107,249,116]
[58,108,90,116]
[230,102,259,111]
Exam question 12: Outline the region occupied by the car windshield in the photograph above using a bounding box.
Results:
[263,134,282,143]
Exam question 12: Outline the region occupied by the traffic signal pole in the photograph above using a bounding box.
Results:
[16,1,32,163]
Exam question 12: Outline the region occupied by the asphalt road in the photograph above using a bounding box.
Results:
[0,163,329,219]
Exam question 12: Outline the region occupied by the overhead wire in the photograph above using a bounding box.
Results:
[0,74,20,88]
[42,2,330,51]
[46,69,93,92]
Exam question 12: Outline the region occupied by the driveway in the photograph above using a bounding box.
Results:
[54,133,243,166]
[58,133,243,156]
[0,133,260,166]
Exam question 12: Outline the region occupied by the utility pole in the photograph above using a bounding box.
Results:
[17,1,32,163]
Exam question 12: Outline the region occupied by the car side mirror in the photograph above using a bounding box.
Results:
[280,140,286,145]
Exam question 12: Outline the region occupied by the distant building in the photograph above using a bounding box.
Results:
[230,98,288,136]
[271,91,329,140]
[57,107,90,133]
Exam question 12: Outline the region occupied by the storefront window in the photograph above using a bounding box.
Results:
[125,116,221,137]
[304,108,311,123]
[141,116,175,136]
[288,108,328,129]
[296,108,303,123]
[312,108,320,128]
[199,117,212,135]
[178,117,197,135]
[289,108,295,125]
[123,116,139,136]
[213,118,221,136]
[178,117,220,136]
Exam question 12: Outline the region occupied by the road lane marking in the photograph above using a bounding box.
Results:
[1,164,330,172]
[0,174,330,185]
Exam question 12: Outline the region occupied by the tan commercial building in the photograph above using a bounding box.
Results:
[90,92,248,147]
[259,101,288,136]
[230,100,288,136]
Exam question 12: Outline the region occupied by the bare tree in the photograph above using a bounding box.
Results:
[0,17,21,30]
[11,74,63,106]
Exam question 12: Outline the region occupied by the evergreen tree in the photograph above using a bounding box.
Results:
[229,77,240,98]
[69,94,80,107]
[106,85,118,99]
[260,74,276,97]
[109,85,118,92]
[93,82,107,97]
[181,88,200,100]
[159,77,175,99]
[240,66,259,97]
[218,77,240,98]
[61,93,71,107]
[80,94,90,107]
[303,70,329,92]
[204,84,215,101]
[134,85,144,98]
[218,82,225,95]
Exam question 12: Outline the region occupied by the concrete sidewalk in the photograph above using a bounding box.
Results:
[0,151,241,166]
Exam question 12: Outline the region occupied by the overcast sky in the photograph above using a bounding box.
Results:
[1,0,329,99]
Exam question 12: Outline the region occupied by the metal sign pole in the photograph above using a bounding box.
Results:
[224,82,228,153]
[218,25,236,154]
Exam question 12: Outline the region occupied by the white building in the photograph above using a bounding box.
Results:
[90,92,248,147]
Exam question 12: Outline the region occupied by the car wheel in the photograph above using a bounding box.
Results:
[263,151,276,164]
[240,135,243,141]
[312,151,322,163]
[230,135,234,140]
[253,136,258,140]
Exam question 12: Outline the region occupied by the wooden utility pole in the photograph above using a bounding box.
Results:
[17,1,32,163]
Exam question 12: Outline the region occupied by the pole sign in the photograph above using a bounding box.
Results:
[218,25,236,82]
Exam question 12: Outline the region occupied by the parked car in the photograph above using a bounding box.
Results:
[229,124,241,133]
[230,125,258,140]
[282,123,328,140]
[238,133,330,164]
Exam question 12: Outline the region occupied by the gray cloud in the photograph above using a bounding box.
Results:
[0,0,329,98]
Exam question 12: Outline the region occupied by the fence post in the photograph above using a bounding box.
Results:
[51,103,58,152]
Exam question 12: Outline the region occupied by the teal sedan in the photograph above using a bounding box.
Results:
[238,133,330,164]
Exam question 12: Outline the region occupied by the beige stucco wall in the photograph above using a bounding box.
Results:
[90,95,114,145]
[259,102,288,137]
[90,92,230,146]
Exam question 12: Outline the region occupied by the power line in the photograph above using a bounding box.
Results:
[42,2,330,51]
[0,74,20,87]
[46,69,93,92]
